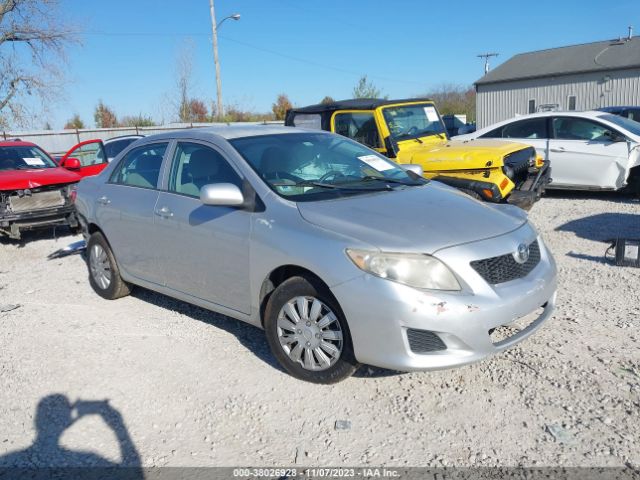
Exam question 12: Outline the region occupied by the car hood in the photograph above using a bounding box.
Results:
[0,167,80,190]
[297,182,528,254]
[397,138,530,170]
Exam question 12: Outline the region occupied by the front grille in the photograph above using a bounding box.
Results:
[503,147,535,185]
[407,328,446,353]
[471,240,541,285]
[8,190,65,213]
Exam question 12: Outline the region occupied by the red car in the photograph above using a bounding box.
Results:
[0,140,98,239]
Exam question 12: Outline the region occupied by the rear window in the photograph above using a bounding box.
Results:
[0,145,57,170]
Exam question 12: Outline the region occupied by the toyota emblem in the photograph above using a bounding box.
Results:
[513,243,530,264]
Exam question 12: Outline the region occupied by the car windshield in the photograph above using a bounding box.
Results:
[230,132,426,202]
[598,114,640,137]
[0,145,57,171]
[382,103,447,141]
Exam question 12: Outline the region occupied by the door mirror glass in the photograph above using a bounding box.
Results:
[62,157,81,170]
[200,183,244,206]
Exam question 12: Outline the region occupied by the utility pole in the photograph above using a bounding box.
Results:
[477,52,499,75]
[209,0,223,120]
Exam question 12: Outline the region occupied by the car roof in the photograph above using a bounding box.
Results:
[288,98,434,114]
[141,124,320,142]
[0,140,39,148]
[597,106,640,111]
[471,110,632,136]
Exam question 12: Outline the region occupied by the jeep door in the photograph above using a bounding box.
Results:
[152,141,251,314]
[549,117,630,189]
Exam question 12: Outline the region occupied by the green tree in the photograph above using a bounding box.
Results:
[272,94,293,121]
[64,114,85,129]
[94,100,118,128]
[352,76,384,99]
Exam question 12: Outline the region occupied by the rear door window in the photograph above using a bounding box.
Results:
[110,143,168,189]
[501,118,548,139]
[333,112,382,148]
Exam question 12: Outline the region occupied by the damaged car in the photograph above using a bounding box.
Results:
[457,111,640,193]
[0,140,81,239]
[75,126,558,384]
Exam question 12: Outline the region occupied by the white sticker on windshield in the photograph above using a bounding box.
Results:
[358,154,394,171]
[23,157,46,166]
[424,106,439,122]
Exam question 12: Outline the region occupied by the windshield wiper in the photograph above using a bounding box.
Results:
[271,180,393,191]
[354,175,424,186]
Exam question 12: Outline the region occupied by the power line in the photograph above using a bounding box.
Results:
[83,30,426,86]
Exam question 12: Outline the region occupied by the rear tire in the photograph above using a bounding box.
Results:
[264,276,359,384]
[87,232,131,300]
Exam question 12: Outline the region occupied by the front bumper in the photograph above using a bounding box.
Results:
[0,204,78,239]
[331,228,557,371]
[507,161,552,210]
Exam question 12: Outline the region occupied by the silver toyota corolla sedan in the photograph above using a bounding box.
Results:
[74,126,558,384]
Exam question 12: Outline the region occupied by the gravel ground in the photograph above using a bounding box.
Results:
[0,192,638,469]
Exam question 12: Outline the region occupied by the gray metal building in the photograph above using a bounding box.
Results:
[475,36,640,128]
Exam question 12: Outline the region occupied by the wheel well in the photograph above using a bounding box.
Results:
[87,223,103,235]
[259,265,329,325]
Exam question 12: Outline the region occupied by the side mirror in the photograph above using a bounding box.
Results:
[402,164,424,176]
[62,158,81,170]
[200,183,244,207]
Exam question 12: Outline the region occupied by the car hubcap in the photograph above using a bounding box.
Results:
[277,296,343,371]
[89,244,111,290]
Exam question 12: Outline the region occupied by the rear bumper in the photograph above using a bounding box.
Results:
[0,205,78,239]
[507,161,552,210]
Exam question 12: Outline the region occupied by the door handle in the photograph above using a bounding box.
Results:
[97,196,111,205]
[550,147,566,152]
[154,206,173,218]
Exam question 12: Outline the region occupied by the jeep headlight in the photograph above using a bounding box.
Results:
[346,249,461,291]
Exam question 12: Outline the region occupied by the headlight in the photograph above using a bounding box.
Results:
[346,249,461,291]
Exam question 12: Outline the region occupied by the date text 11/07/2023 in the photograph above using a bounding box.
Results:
[232,467,401,478]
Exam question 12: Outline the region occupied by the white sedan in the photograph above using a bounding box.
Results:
[456,111,640,192]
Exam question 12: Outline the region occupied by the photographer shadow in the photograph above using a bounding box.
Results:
[0,394,142,477]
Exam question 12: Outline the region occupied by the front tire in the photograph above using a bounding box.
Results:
[264,276,359,384]
[87,232,131,300]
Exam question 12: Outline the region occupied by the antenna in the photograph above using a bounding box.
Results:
[478,53,499,74]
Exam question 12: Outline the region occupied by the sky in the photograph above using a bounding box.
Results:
[42,0,639,128]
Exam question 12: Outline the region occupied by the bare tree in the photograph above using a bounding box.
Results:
[272,94,292,121]
[0,0,76,128]
[174,41,195,123]
[119,114,155,127]
[422,83,476,121]
[320,96,335,105]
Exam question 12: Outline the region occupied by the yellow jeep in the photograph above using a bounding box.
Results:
[285,98,551,209]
